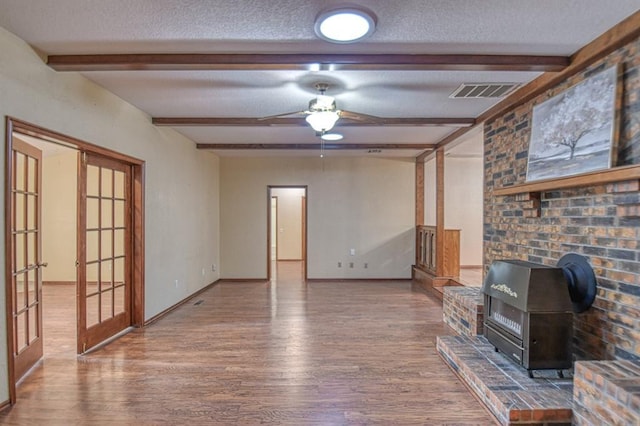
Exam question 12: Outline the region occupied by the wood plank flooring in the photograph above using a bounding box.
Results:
[457,267,484,287]
[0,262,495,425]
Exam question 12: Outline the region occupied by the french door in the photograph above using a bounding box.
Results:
[9,139,44,381]
[77,152,132,353]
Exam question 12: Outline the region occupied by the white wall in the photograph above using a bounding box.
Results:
[0,25,220,402]
[41,150,77,282]
[424,158,437,225]
[271,188,304,260]
[444,157,483,266]
[422,154,483,266]
[220,156,415,279]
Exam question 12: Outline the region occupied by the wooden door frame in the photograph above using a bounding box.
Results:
[4,117,145,405]
[271,196,278,262]
[267,186,307,280]
[301,196,306,263]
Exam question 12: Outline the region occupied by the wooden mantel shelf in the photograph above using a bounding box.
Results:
[493,164,640,196]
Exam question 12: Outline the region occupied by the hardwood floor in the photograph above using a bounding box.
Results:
[38,283,79,360]
[457,267,484,287]
[0,262,495,425]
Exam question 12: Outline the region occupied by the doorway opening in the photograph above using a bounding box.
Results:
[23,136,77,362]
[5,118,145,404]
[267,186,307,281]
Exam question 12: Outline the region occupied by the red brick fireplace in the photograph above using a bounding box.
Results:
[484,32,639,365]
[478,19,640,425]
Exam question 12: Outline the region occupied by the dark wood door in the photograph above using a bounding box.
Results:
[9,139,45,380]
[77,152,132,353]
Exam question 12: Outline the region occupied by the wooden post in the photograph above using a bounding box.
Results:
[435,148,445,276]
[415,159,424,226]
[415,159,425,267]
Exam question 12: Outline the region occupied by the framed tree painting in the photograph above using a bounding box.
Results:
[526,65,620,182]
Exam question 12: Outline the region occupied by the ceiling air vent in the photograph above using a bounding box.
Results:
[449,83,519,99]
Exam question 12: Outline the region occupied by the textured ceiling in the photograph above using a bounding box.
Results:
[0,0,638,157]
[3,0,638,54]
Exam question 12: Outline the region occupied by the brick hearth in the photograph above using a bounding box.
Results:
[437,335,573,425]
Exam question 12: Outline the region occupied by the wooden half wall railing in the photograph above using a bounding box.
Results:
[416,225,437,274]
[416,225,461,278]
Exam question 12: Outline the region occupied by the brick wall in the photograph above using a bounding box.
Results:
[484,35,640,362]
[573,360,640,425]
[442,287,484,337]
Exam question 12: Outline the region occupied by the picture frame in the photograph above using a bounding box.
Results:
[526,65,621,182]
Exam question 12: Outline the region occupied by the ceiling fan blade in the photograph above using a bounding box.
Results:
[339,110,383,123]
[258,110,307,121]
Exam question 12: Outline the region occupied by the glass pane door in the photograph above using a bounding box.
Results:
[77,152,131,353]
[10,138,44,380]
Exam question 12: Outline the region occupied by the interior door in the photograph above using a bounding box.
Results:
[9,139,44,381]
[77,152,131,353]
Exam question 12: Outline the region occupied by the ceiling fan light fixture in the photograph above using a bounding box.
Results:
[306,111,340,132]
[321,133,343,141]
[311,94,336,110]
[314,7,376,43]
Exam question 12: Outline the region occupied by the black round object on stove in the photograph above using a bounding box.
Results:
[557,253,597,313]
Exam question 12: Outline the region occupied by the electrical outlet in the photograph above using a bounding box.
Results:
[212,264,216,272]
[338,262,342,267]
[364,263,368,269]
[349,262,354,268]
[350,248,356,256]
[201,268,205,277]
[174,279,179,288]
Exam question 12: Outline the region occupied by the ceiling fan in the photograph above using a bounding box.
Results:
[259,83,382,134]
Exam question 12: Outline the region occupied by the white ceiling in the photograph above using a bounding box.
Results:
[0,1,638,158]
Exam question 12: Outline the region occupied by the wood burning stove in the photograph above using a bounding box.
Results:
[482,255,597,377]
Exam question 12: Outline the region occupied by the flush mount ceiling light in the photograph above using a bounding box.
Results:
[314,6,377,43]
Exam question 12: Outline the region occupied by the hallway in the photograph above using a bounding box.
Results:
[0,262,494,425]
